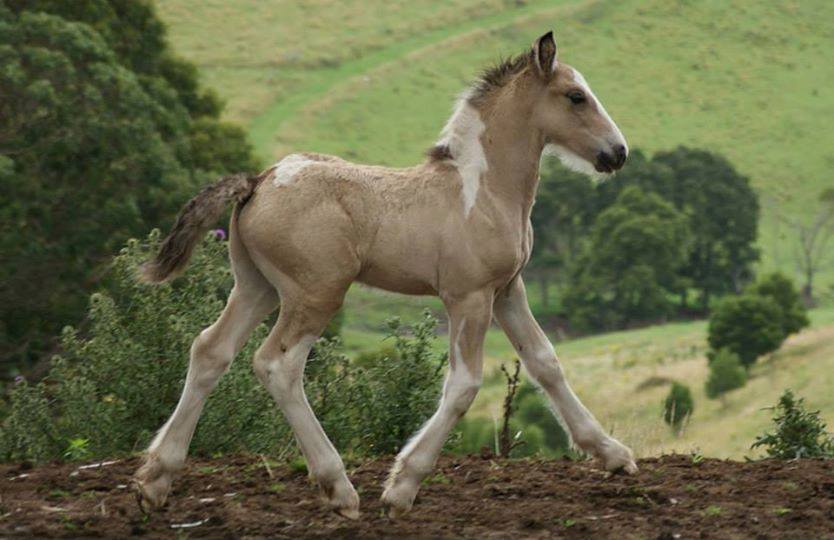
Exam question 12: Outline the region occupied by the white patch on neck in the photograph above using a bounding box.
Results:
[436,94,488,218]
[271,154,314,186]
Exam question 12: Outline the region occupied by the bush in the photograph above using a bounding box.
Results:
[751,390,834,459]
[748,273,809,336]
[707,294,786,368]
[0,233,446,462]
[705,349,747,401]
[663,382,693,433]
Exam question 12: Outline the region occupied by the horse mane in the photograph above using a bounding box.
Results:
[469,52,532,104]
[427,52,532,162]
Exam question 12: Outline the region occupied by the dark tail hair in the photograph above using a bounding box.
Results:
[140,172,262,283]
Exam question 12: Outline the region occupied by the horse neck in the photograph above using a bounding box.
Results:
[479,100,544,218]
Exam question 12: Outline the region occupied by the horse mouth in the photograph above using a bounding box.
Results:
[595,151,624,173]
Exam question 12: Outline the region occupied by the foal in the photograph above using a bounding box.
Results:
[133,31,636,519]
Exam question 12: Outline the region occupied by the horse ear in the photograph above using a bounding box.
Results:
[532,31,558,79]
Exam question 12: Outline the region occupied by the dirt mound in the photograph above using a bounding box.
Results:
[1,454,833,538]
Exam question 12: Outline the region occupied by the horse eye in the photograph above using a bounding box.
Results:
[567,91,586,104]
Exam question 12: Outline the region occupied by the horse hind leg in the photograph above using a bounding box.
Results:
[252,291,360,519]
[133,238,278,512]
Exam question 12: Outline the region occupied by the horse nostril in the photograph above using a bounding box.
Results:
[612,144,627,167]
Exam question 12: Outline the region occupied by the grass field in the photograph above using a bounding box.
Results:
[157,1,834,458]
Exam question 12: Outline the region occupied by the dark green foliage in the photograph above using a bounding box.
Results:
[344,313,445,454]
[707,295,786,367]
[663,382,694,433]
[563,186,690,331]
[0,234,445,462]
[0,1,257,373]
[705,349,747,400]
[527,161,597,311]
[748,272,809,336]
[751,390,834,459]
[603,147,760,311]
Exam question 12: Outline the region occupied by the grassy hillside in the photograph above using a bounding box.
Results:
[157,1,834,458]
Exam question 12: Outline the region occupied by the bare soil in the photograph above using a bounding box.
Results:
[1,454,833,538]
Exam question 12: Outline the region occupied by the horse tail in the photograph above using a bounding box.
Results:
[139,172,262,283]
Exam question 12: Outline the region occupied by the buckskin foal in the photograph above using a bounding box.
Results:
[133,31,635,519]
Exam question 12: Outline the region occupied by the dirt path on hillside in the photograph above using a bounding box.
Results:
[1,455,832,538]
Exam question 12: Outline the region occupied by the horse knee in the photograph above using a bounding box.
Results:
[253,348,305,402]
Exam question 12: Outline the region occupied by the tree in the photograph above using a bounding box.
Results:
[748,272,809,337]
[707,295,785,368]
[599,148,760,312]
[663,382,693,434]
[563,186,690,331]
[527,158,597,309]
[0,2,257,374]
[776,189,834,307]
[652,148,760,311]
[705,349,747,402]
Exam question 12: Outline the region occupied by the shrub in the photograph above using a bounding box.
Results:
[748,273,809,336]
[705,349,747,401]
[0,233,446,462]
[751,390,834,459]
[663,382,694,433]
[707,294,786,368]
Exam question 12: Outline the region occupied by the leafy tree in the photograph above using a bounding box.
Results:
[527,159,597,310]
[663,382,693,434]
[652,147,759,311]
[563,187,690,331]
[748,272,809,336]
[707,294,785,368]
[599,147,759,312]
[751,390,834,459]
[0,2,257,374]
[705,349,747,401]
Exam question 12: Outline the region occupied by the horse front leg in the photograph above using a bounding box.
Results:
[381,289,492,518]
[493,277,637,473]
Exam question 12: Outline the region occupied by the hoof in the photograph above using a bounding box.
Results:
[132,476,170,514]
[335,505,360,520]
[133,457,173,513]
[380,482,416,519]
[597,437,638,475]
[321,477,360,520]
